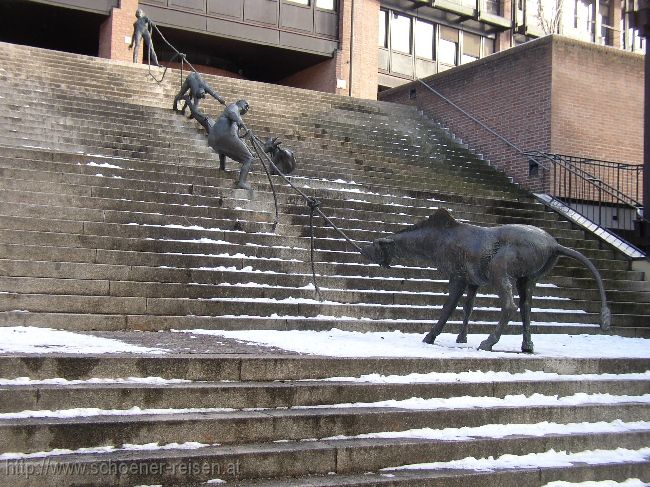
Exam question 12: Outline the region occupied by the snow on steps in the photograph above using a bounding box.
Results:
[0,327,649,485]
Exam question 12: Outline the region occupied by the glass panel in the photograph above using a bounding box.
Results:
[463,32,481,57]
[483,36,495,56]
[286,0,310,4]
[461,54,478,64]
[414,19,434,59]
[485,0,500,15]
[438,37,457,65]
[379,9,388,48]
[440,25,459,43]
[316,0,334,9]
[391,13,412,54]
[575,0,593,31]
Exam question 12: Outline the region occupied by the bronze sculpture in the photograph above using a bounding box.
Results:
[183,96,254,190]
[129,9,160,67]
[264,137,297,175]
[173,72,225,117]
[361,208,611,353]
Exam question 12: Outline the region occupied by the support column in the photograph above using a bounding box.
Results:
[98,0,140,62]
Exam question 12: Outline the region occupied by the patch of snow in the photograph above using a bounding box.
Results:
[0,327,168,355]
[176,329,650,359]
[383,447,650,472]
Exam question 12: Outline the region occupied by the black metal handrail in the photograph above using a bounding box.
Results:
[525,151,644,240]
[526,151,643,210]
[545,153,644,206]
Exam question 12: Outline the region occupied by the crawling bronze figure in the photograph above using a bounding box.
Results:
[173,71,225,116]
[361,208,611,353]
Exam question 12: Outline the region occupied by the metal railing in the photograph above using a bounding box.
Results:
[542,153,644,206]
[526,152,645,253]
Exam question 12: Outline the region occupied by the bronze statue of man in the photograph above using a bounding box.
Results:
[183,96,254,190]
[173,72,225,116]
[129,9,160,67]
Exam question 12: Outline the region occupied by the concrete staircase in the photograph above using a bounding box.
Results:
[0,42,648,485]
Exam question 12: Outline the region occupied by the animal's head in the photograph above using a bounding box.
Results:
[196,88,206,99]
[361,238,397,268]
[264,137,280,153]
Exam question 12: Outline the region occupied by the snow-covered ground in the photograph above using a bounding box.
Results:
[176,328,650,359]
[1,326,649,359]
[0,327,167,355]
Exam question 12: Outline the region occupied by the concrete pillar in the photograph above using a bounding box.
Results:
[98,0,140,62]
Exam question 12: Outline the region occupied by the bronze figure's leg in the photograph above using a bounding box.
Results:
[517,278,535,353]
[423,278,466,344]
[456,284,478,343]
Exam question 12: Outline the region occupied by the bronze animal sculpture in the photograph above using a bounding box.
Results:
[183,96,254,190]
[263,137,297,176]
[129,9,160,67]
[173,72,225,117]
[361,209,611,353]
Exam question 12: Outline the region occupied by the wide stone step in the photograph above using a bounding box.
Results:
[0,276,620,320]
[0,430,647,486]
[2,354,646,380]
[231,461,650,487]
[3,377,648,414]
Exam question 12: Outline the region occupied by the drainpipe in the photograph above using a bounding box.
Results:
[629,0,649,243]
[349,0,355,97]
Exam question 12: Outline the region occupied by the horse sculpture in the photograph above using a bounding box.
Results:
[361,209,611,353]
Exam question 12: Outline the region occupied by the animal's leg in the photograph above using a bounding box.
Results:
[423,279,466,344]
[456,284,478,343]
[219,154,226,171]
[517,278,535,353]
[478,277,516,351]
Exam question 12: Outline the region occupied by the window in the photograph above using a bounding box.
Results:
[575,0,593,32]
[316,0,335,9]
[414,19,435,59]
[462,32,481,64]
[286,0,310,5]
[390,13,412,54]
[483,36,495,56]
[379,9,388,48]
[439,26,459,65]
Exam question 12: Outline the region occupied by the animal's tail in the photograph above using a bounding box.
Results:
[557,246,611,331]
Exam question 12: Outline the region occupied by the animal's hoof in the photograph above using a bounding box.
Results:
[422,333,436,344]
[478,340,493,351]
[236,182,252,190]
[455,335,467,344]
[522,343,534,353]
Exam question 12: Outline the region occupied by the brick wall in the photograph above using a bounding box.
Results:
[279,58,338,93]
[550,39,644,165]
[380,35,644,195]
[99,0,140,63]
